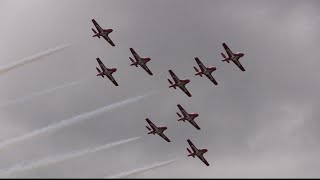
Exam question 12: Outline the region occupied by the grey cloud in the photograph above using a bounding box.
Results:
[0,136,140,177]
[0,0,319,178]
[105,158,179,178]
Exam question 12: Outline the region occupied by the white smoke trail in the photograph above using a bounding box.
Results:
[0,44,71,75]
[0,91,156,151]
[0,137,141,177]
[0,80,82,108]
[105,158,179,178]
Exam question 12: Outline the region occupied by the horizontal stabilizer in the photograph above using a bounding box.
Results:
[92,28,100,38]
[96,67,101,73]
[194,66,199,72]
[92,28,97,34]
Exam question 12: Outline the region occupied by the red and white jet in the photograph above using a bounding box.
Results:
[176,104,200,130]
[129,48,153,75]
[168,70,192,97]
[187,139,210,166]
[95,58,119,86]
[91,19,115,47]
[194,57,218,85]
[145,118,171,142]
[221,43,245,71]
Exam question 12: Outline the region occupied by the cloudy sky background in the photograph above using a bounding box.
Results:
[0,0,319,178]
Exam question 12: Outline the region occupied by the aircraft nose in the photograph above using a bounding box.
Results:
[112,68,117,72]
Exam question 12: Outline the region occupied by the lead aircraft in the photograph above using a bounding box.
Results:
[168,70,192,97]
[221,43,245,71]
[176,104,200,130]
[194,57,218,85]
[187,139,210,166]
[129,48,153,75]
[95,58,119,86]
[145,118,171,142]
[91,19,115,47]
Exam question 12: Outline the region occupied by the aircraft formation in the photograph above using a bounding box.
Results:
[92,18,246,167]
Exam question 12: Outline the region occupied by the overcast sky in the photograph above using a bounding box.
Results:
[0,0,319,178]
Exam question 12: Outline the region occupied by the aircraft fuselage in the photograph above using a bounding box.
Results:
[229,53,244,63]
[202,67,215,75]
[196,149,208,156]
[102,67,116,76]
[152,126,166,134]
[177,79,189,87]
[186,113,198,121]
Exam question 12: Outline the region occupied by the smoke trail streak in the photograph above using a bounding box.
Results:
[0,44,71,74]
[0,91,156,151]
[0,137,141,177]
[0,80,82,108]
[105,158,179,178]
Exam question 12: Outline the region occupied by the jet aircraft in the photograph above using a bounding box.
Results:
[221,43,245,71]
[91,19,115,47]
[96,58,119,86]
[129,48,153,75]
[194,57,218,85]
[168,70,192,97]
[176,104,200,130]
[145,118,171,142]
[186,139,210,166]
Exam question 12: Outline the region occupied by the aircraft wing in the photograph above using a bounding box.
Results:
[222,43,233,57]
[205,74,218,85]
[168,70,180,83]
[158,132,171,142]
[187,139,198,152]
[96,58,107,71]
[195,58,206,71]
[198,155,210,166]
[130,48,140,61]
[106,74,119,86]
[92,19,103,32]
[177,104,188,117]
[233,60,246,71]
[102,35,115,47]
[146,118,157,130]
[179,85,192,97]
[140,64,153,75]
[188,119,201,130]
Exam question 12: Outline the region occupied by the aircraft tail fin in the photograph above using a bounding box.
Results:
[221,53,230,63]
[96,67,105,78]
[146,126,151,131]
[187,148,195,158]
[92,28,100,38]
[129,57,138,67]
[146,126,155,134]
[168,79,176,89]
[194,67,203,77]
